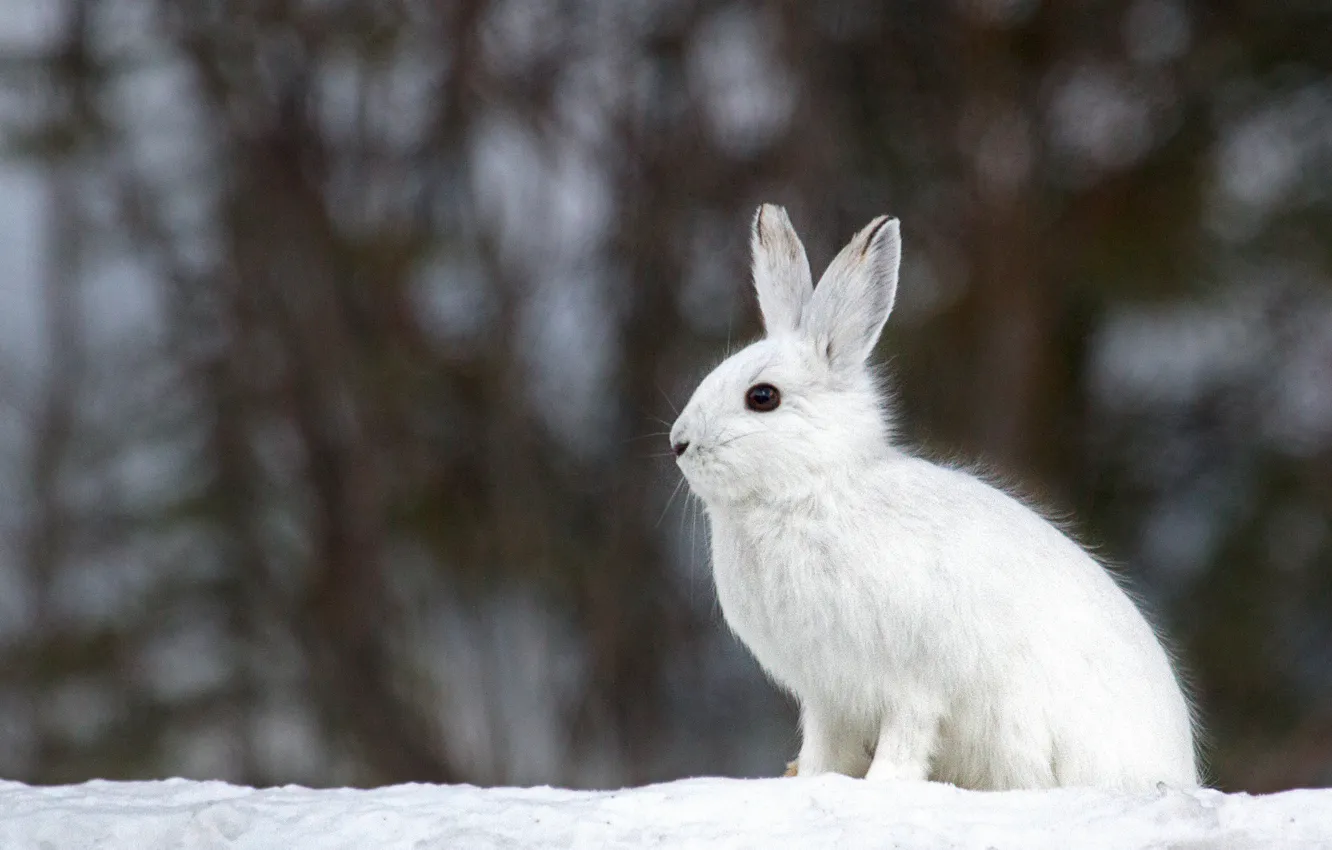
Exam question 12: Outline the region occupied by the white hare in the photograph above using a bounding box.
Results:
[669,205,1198,790]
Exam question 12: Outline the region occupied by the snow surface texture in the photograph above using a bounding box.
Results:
[0,776,1327,849]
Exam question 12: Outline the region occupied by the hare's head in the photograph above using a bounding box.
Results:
[669,205,901,506]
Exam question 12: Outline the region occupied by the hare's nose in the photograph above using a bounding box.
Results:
[668,418,692,458]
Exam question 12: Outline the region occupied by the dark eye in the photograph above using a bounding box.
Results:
[745,383,781,412]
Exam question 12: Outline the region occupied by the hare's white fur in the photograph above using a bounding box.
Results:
[670,205,1198,790]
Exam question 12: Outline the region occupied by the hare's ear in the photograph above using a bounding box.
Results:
[804,215,900,371]
[751,204,813,335]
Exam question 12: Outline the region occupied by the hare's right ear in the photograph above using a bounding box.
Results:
[750,204,813,335]
[803,215,900,372]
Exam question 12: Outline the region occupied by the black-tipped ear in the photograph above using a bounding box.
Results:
[803,215,900,370]
[750,204,813,335]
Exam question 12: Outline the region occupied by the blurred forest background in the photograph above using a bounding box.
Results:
[0,0,1329,793]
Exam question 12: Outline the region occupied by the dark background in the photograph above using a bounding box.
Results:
[0,0,1329,792]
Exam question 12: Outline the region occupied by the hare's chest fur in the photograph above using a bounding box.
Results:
[707,504,919,714]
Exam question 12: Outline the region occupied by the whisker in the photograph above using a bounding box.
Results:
[685,491,697,611]
[647,415,675,429]
[687,493,720,622]
[624,431,672,443]
[690,493,701,585]
[655,477,686,528]
[713,432,759,450]
[657,385,679,416]
[678,484,692,607]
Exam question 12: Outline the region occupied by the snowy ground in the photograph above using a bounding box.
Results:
[0,775,1327,849]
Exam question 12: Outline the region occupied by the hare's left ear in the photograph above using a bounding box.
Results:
[751,204,813,335]
[803,216,900,371]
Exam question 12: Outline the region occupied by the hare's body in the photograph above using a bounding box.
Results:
[710,455,1195,790]
[671,205,1198,790]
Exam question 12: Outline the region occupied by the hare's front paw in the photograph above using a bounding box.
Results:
[863,715,938,782]
[798,707,873,777]
[783,759,799,777]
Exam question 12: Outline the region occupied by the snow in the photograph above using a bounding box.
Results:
[0,775,1327,849]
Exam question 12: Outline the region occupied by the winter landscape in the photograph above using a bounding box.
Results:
[2,1,1331,844]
